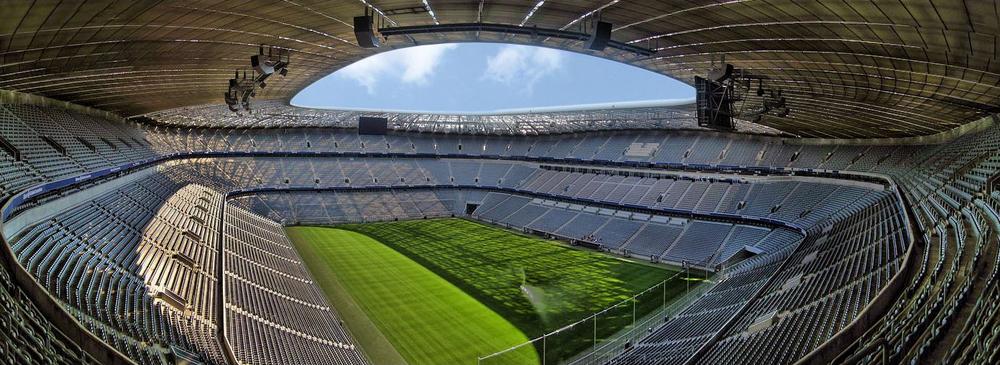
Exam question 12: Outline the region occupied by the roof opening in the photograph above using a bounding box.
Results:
[292,43,693,113]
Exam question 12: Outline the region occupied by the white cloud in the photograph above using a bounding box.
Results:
[398,44,456,84]
[338,43,458,94]
[337,55,386,94]
[482,45,564,94]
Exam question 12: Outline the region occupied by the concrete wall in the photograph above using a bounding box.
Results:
[4,167,156,238]
[788,114,997,146]
[0,194,137,364]
[1,89,122,123]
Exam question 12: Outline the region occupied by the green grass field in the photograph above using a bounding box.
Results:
[288,218,689,365]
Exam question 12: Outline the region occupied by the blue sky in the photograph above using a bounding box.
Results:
[292,43,694,112]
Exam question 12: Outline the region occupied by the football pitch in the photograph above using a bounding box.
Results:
[287,218,690,365]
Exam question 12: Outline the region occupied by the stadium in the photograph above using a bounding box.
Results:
[1,1,999,365]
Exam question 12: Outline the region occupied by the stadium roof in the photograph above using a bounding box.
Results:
[3,1,999,138]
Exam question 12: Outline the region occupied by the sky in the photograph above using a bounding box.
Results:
[291,43,694,112]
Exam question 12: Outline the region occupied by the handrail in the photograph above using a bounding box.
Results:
[7,147,894,227]
[215,197,241,365]
[793,176,919,364]
[566,273,719,365]
[950,151,994,184]
[224,184,798,238]
[0,134,19,160]
[681,236,806,365]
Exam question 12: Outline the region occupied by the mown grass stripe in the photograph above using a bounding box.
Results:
[289,218,690,364]
[287,226,536,365]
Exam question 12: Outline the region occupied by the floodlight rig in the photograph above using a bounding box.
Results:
[735,75,790,123]
[697,60,791,124]
[224,69,256,112]
[251,44,291,88]
[224,45,291,113]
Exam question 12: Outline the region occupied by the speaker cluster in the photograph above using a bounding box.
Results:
[354,15,383,49]
[350,8,646,55]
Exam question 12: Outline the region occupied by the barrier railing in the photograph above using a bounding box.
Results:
[477,269,717,365]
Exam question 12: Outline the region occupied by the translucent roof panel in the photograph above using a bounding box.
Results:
[4,1,999,138]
